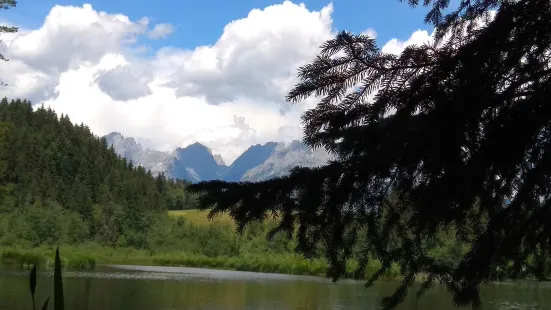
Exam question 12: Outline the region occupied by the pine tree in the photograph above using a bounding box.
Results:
[189,0,551,309]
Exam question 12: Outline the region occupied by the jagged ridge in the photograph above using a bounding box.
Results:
[104,132,331,182]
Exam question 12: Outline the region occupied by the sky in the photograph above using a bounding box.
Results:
[0,0,448,163]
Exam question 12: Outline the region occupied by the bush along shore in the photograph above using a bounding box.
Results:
[0,206,404,279]
[2,210,548,282]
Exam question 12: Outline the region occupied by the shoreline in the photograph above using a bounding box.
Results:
[0,246,401,281]
[2,246,546,286]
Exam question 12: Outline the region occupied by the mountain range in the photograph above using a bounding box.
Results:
[104,132,331,182]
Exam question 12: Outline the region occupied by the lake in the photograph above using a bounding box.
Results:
[0,265,549,310]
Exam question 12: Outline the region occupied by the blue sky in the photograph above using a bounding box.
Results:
[6,0,442,50]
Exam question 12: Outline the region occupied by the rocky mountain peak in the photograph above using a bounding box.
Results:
[104,132,330,183]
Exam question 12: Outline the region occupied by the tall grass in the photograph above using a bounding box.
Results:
[151,253,327,276]
[168,209,236,226]
[150,252,402,280]
[1,247,95,270]
[28,247,64,310]
[1,245,403,281]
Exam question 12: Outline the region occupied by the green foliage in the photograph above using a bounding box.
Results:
[4,207,539,285]
[0,98,189,248]
[164,179,198,211]
[2,250,48,268]
[1,247,96,270]
[188,1,551,309]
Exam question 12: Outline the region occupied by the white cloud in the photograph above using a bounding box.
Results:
[1,4,148,102]
[0,1,440,164]
[94,64,152,101]
[148,23,174,39]
[361,27,377,39]
[381,29,433,55]
[161,1,335,105]
[380,10,497,55]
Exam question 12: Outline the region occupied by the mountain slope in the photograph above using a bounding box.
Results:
[223,142,278,181]
[171,143,228,182]
[104,132,173,175]
[241,140,331,181]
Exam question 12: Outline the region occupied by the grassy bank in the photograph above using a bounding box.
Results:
[0,244,402,280]
[149,252,401,280]
[0,209,405,279]
[1,246,96,270]
[1,209,546,283]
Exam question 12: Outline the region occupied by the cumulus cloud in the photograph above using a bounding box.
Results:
[361,27,377,39]
[1,4,149,103]
[379,10,497,55]
[382,29,433,55]
[0,1,438,164]
[8,4,147,73]
[161,1,335,105]
[148,23,174,39]
[94,64,152,101]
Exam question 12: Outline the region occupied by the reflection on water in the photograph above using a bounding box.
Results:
[0,265,549,310]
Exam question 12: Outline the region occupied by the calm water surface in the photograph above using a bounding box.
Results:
[0,265,550,310]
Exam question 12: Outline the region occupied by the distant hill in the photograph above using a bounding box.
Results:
[104,133,331,182]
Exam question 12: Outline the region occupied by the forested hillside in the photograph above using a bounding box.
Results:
[0,98,194,248]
